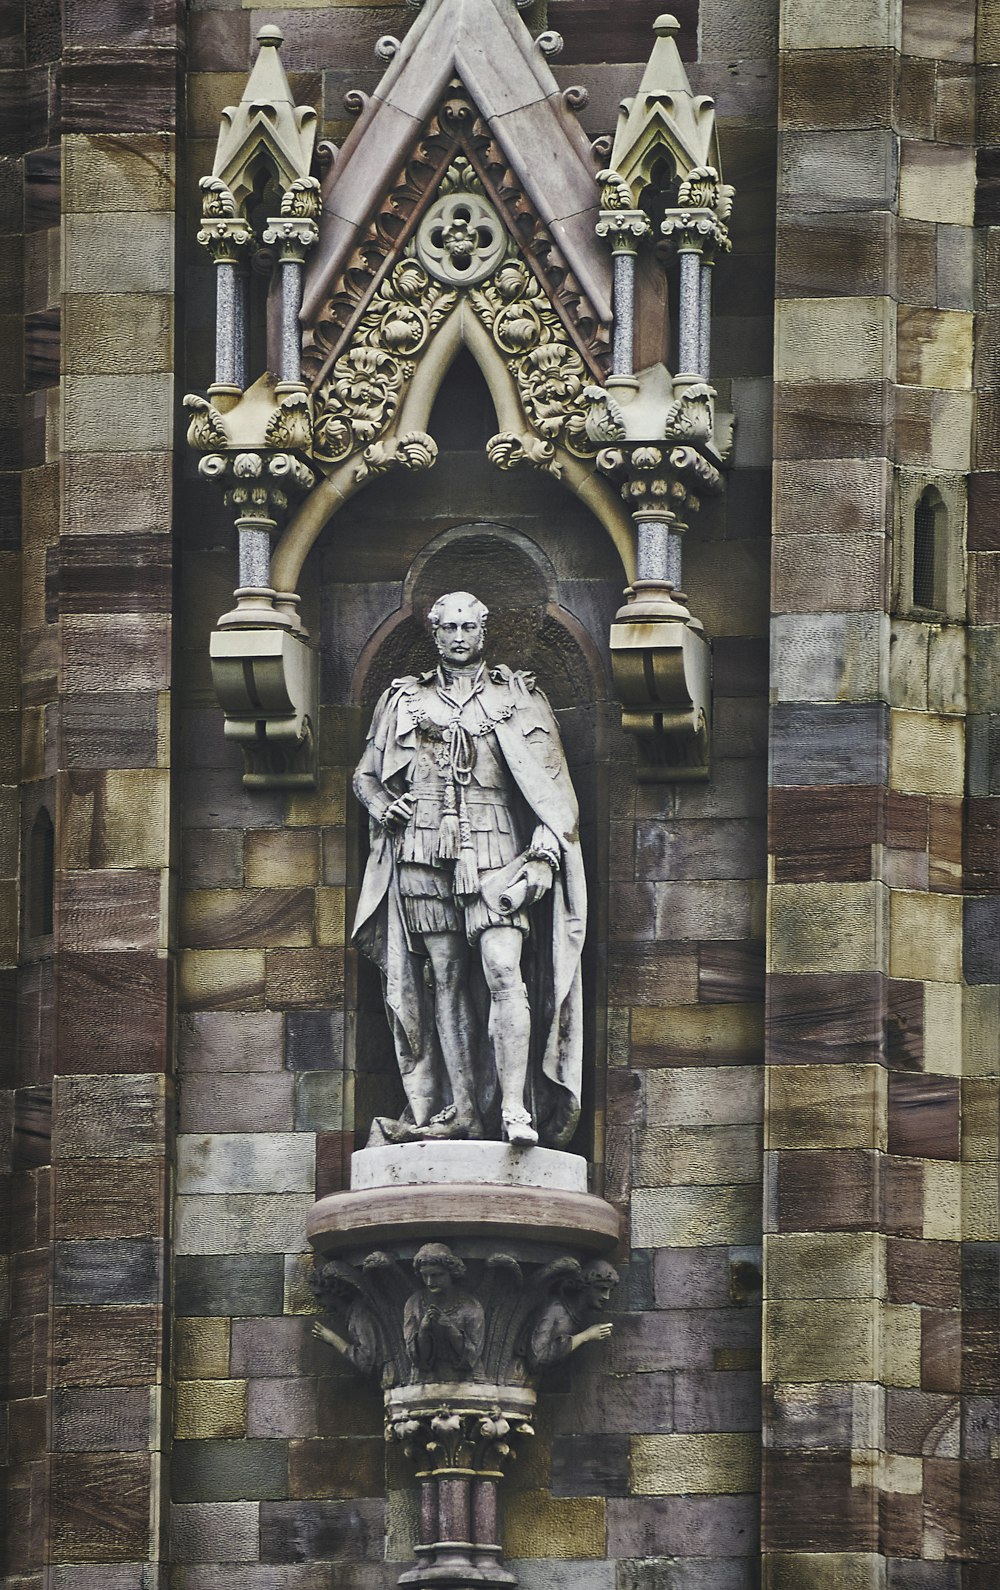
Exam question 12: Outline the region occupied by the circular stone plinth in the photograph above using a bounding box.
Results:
[306,1178,620,1255]
[350,1141,588,1193]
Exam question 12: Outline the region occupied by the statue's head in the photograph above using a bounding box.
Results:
[427,591,488,668]
[413,1241,466,1292]
[581,1258,619,1310]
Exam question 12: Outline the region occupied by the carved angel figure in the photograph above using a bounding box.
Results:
[523,1256,619,1374]
[403,1244,486,1382]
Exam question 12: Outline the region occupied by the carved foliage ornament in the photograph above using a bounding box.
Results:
[313,261,457,465]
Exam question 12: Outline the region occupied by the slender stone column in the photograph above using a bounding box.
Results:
[636,514,683,587]
[699,256,714,380]
[677,245,701,374]
[279,258,303,383]
[610,244,637,377]
[215,261,248,388]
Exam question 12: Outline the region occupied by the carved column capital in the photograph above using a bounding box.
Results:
[197,214,254,265]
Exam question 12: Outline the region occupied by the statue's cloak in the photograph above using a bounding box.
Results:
[353,666,586,1147]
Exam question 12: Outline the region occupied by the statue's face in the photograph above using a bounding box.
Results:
[586,1276,613,1308]
[419,1264,452,1294]
[432,595,485,667]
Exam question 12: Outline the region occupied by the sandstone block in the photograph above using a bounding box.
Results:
[177,949,266,1012]
[174,1380,248,1441]
[632,1186,760,1248]
[177,1133,315,1195]
[175,1317,230,1381]
[54,1074,167,1160]
[765,1300,876,1382]
[767,1232,885,1301]
[890,711,964,795]
[899,144,975,227]
[635,1125,762,1188]
[645,1066,763,1127]
[245,830,320,888]
[63,133,175,213]
[503,1492,605,1560]
[897,308,973,392]
[172,1440,288,1504]
[776,298,894,384]
[767,1064,885,1150]
[178,1012,284,1073]
[630,1433,759,1496]
[178,1072,294,1134]
[768,882,885,974]
[889,891,963,982]
[175,1193,315,1256]
[771,613,888,704]
[169,1500,260,1564]
[780,0,901,49]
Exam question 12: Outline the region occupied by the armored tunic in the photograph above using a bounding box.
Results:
[395,664,530,940]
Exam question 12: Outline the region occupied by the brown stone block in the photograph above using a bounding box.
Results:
[896,385,973,471]
[62,691,159,769]
[882,1158,925,1238]
[878,1487,923,1558]
[766,972,884,1066]
[58,868,162,954]
[182,829,244,890]
[62,615,171,693]
[9,1396,47,1464]
[897,54,935,140]
[772,531,886,613]
[969,551,1000,624]
[886,1239,960,1307]
[698,941,765,1004]
[61,51,180,135]
[965,796,1000,891]
[13,1247,49,1316]
[555,1,697,64]
[885,979,924,1071]
[769,786,880,883]
[52,1305,162,1387]
[57,534,172,613]
[922,1457,962,1558]
[50,1451,151,1562]
[762,1451,876,1552]
[775,1150,877,1232]
[935,64,975,144]
[180,888,314,951]
[245,829,321,888]
[56,952,169,1074]
[958,1459,1000,1561]
[54,1158,165,1240]
[886,791,928,851]
[608,944,699,1006]
[888,1074,960,1160]
[962,1309,999,1395]
[781,49,895,131]
[288,1438,384,1501]
[265,948,344,1009]
[774,379,893,460]
[922,1309,962,1393]
[315,1132,353,1198]
[969,475,1000,550]
[54,1073,168,1160]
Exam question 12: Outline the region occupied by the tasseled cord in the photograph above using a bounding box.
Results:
[437,720,479,902]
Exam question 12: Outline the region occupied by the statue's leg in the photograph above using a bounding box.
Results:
[479,926,535,1146]
[422,930,484,1137]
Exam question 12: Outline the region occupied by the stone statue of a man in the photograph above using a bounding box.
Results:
[353,592,586,1148]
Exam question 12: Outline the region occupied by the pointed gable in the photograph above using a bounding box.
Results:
[301,0,611,332]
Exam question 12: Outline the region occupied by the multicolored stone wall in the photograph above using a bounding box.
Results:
[3,0,183,1582]
[764,0,998,1583]
[0,2,995,1589]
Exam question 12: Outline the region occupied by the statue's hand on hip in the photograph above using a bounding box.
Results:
[381,792,416,830]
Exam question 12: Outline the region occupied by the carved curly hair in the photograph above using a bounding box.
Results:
[412,1242,467,1278]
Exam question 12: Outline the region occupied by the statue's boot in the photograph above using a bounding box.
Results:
[490,986,536,1146]
[416,1105,486,1141]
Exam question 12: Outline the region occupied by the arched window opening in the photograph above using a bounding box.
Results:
[28,805,54,938]
[912,487,943,610]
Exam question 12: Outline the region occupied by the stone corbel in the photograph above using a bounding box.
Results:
[210,618,318,789]
[306,1150,620,1590]
[595,438,720,781]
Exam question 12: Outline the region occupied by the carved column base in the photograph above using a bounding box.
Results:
[391,1386,533,1590]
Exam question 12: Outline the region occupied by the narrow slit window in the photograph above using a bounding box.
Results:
[912,487,944,611]
[28,806,54,938]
